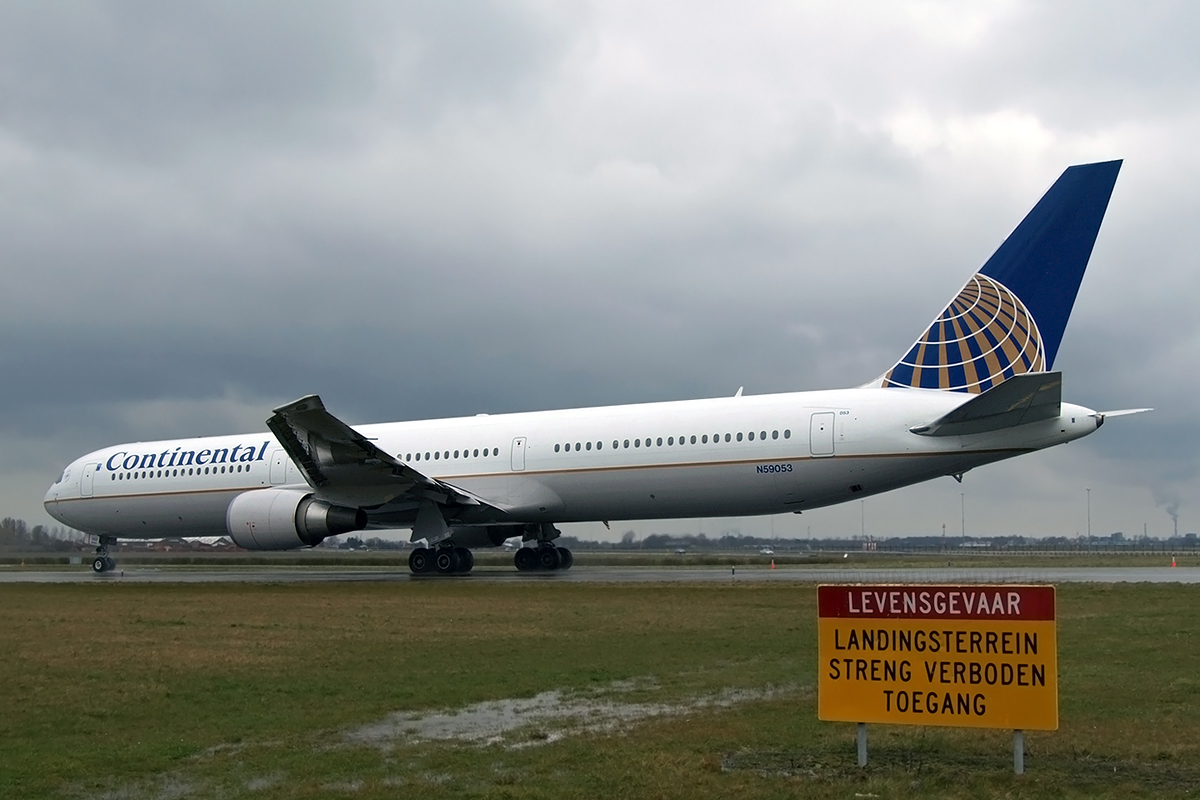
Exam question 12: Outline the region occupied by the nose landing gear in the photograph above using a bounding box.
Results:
[91,535,117,573]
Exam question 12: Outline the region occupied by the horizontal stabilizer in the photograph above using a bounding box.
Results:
[910,372,1062,437]
[1098,408,1153,418]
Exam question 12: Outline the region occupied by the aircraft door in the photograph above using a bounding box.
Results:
[511,437,527,471]
[269,450,287,485]
[80,463,97,497]
[810,412,835,457]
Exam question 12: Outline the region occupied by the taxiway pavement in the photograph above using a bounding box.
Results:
[3,566,1200,584]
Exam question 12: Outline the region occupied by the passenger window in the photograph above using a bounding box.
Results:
[656,437,663,446]
[760,430,767,440]
[690,435,696,444]
[634,439,641,448]
[575,443,580,451]
[747,432,754,441]
[555,444,561,453]
[736,433,743,442]
[624,440,630,448]
[784,429,791,439]
[772,430,779,440]
[435,452,440,460]
[702,435,708,444]
[667,437,674,445]
[454,450,459,458]
[597,442,603,450]
[586,442,592,451]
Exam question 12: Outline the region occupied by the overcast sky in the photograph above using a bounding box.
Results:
[3,1,1197,542]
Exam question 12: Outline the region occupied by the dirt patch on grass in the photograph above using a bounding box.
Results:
[343,680,794,750]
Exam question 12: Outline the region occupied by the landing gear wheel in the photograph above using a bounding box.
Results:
[92,535,117,573]
[537,546,562,571]
[434,548,460,575]
[409,547,434,574]
[454,547,474,573]
[514,547,537,571]
[556,547,573,570]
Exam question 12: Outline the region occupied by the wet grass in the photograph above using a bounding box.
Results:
[1,581,1197,798]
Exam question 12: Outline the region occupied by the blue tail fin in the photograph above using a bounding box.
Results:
[877,160,1121,393]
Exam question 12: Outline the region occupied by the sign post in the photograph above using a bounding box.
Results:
[818,585,1057,772]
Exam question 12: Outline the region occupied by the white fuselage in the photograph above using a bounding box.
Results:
[44,387,1100,540]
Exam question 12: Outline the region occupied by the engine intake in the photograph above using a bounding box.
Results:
[227,489,366,550]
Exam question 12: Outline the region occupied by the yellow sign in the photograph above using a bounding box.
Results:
[818,585,1057,730]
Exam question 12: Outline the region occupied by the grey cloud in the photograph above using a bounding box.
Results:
[2,1,1197,535]
[0,3,373,159]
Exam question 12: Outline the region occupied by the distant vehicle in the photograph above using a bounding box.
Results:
[759,547,775,556]
[45,162,1147,577]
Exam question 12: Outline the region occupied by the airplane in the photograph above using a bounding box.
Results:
[45,160,1142,575]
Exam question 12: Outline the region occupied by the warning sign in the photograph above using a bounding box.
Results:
[818,585,1057,730]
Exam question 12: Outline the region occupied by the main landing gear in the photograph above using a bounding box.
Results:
[408,545,474,575]
[514,543,574,572]
[91,535,117,573]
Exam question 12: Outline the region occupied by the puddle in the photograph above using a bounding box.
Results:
[75,681,793,798]
[343,681,792,750]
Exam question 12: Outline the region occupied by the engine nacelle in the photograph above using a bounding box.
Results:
[226,489,367,550]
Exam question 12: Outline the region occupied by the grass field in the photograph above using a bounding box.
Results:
[2,580,1198,798]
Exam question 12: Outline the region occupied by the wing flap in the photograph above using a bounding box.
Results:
[911,372,1062,437]
[266,395,489,509]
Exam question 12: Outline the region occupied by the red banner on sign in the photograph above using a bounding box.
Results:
[818,585,1055,621]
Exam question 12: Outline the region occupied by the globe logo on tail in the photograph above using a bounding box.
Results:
[882,274,1046,393]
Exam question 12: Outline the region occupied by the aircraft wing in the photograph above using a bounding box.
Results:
[910,372,1062,437]
[266,394,489,510]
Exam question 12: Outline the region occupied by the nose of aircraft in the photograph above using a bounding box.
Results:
[44,468,68,523]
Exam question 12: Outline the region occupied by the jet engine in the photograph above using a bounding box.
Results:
[226,488,366,550]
